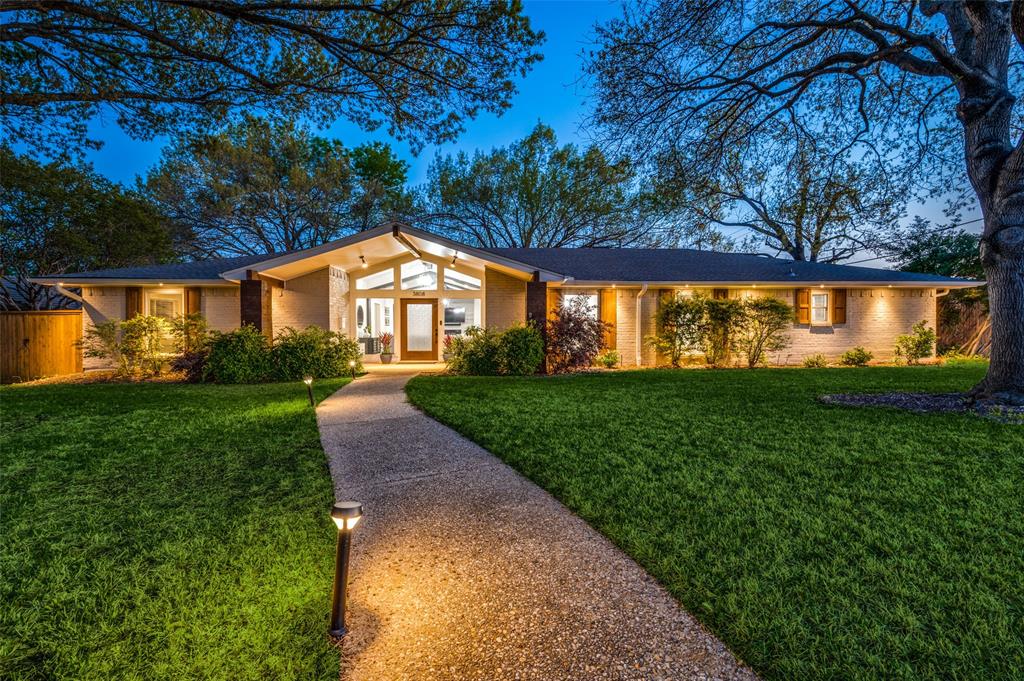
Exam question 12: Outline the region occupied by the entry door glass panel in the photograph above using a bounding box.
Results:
[406,303,433,351]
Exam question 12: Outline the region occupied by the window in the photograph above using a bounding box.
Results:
[562,293,598,319]
[355,269,394,290]
[401,260,437,290]
[444,268,481,291]
[442,298,481,336]
[150,298,176,320]
[811,292,829,325]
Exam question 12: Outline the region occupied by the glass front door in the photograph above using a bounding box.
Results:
[401,299,437,360]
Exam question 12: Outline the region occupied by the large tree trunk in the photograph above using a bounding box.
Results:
[972,218,1024,403]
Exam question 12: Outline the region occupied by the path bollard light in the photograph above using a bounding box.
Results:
[348,360,357,381]
[329,501,363,638]
[304,376,314,407]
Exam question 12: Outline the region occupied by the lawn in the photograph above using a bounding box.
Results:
[1,379,347,680]
[406,366,1023,680]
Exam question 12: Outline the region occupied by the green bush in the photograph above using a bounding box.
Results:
[596,349,620,368]
[272,326,363,380]
[700,298,746,367]
[495,324,545,376]
[80,315,168,377]
[939,347,989,368]
[736,297,793,367]
[169,313,210,354]
[203,325,273,383]
[840,346,873,367]
[646,294,705,367]
[894,321,937,365]
[803,353,828,368]
[448,325,545,376]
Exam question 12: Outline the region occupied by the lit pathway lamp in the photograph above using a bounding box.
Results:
[303,376,314,407]
[348,360,357,381]
[329,501,363,638]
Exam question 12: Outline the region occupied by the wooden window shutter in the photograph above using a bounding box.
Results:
[185,287,202,315]
[831,288,847,324]
[795,288,810,324]
[600,289,617,349]
[713,288,728,300]
[125,286,142,319]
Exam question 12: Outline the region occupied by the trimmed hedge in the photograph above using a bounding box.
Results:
[447,324,545,376]
[202,325,363,384]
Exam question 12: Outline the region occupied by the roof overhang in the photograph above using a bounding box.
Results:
[219,223,567,283]
[29,277,235,287]
[554,280,983,289]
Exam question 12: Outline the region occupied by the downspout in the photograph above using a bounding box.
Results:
[636,283,649,367]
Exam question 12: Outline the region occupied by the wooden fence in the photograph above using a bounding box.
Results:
[0,310,83,384]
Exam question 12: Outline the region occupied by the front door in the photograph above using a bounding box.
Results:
[400,299,437,361]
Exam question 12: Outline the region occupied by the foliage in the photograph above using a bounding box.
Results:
[1,379,347,679]
[940,348,990,369]
[170,351,209,384]
[840,347,874,367]
[699,298,745,367]
[447,325,544,376]
[272,326,362,381]
[647,294,705,367]
[895,321,937,365]
[407,365,1021,680]
[169,313,210,354]
[423,123,681,248]
[378,332,394,355]
[203,325,273,384]
[0,148,181,310]
[1,2,543,155]
[735,297,793,367]
[596,349,621,369]
[80,315,168,377]
[802,354,828,368]
[442,334,456,356]
[546,295,611,373]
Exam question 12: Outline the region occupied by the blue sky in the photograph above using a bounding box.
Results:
[83,1,621,188]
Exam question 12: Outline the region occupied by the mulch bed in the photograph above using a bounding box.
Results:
[820,392,1024,424]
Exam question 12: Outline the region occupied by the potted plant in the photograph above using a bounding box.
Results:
[442,334,455,362]
[378,332,394,364]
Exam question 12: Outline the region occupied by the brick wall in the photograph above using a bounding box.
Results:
[80,286,126,369]
[201,287,240,332]
[328,266,349,334]
[272,268,331,335]
[484,268,526,329]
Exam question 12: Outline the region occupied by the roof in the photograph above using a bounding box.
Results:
[36,253,274,282]
[484,247,977,286]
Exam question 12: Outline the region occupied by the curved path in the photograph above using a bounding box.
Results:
[318,372,757,681]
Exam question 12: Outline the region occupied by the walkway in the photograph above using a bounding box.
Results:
[317,372,758,681]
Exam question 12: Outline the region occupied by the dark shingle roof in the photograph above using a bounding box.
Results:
[484,247,975,285]
[52,253,274,280]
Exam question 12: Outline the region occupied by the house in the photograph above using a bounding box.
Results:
[30,223,979,369]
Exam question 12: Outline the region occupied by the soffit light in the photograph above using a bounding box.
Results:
[360,256,368,269]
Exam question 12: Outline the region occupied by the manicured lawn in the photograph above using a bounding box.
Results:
[1,379,347,680]
[406,366,1023,680]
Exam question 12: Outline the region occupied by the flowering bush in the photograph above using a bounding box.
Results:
[546,296,610,373]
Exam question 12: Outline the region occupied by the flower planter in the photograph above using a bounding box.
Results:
[380,352,393,364]
[442,352,452,362]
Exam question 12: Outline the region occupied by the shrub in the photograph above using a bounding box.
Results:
[840,346,873,367]
[894,321,937,365]
[447,327,500,375]
[171,350,208,383]
[81,315,168,377]
[204,325,272,383]
[803,354,828,368]
[80,319,127,375]
[547,295,610,373]
[272,326,363,381]
[939,347,988,368]
[495,324,545,375]
[646,294,704,367]
[169,313,210,354]
[699,298,745,367]
[596,349,620,369]
[736,297,793,368]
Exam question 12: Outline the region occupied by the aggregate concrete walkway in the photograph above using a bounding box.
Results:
[318,372,758,681]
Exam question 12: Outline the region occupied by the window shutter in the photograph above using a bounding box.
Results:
[713,288,728,300]
[125,286,142,319]
[795,288,810,324]
[831,288,847,324]
[185,287,202,315]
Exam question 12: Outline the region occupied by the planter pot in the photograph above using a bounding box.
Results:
[380,352,393,364]
[442,352,452,362]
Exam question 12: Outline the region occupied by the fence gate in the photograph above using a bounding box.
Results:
[0,310,83,384]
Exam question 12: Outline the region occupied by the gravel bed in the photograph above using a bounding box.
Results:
[819,392,1024,423]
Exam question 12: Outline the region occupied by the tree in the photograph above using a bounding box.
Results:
[736,297,794,368]
[0,147,181,310]
[145,117,411,256]
[588,1,1024,402]
[880,217,985,280]
[422,123,681,248]
[546,295,610,373]
[659,128,904,262]
[0,1,543,155]
[646,293,705,367]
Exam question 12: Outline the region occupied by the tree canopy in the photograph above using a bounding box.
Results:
[0,148,181,310]
[0,0,544,154]
[145,117,412,257]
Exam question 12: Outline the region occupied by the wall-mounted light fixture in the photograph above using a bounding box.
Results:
[303,376,314,407]
[329,501,363,638]
[359,255,368,269]
[450,253,458,268]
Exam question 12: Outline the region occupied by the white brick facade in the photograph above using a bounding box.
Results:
[81,286,125,369]
[201,287,240,332]
[484,268,527,329]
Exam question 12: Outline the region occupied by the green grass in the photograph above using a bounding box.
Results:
[406,366,1024,680]
[1,379,348,680]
